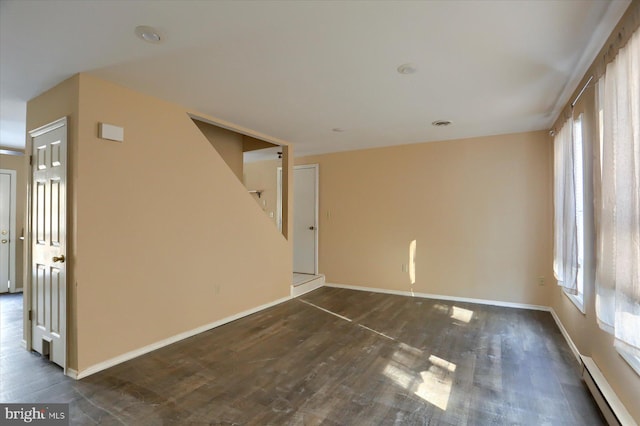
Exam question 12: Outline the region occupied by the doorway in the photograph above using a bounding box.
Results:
[28,117,68,372]
[0,169,17,294]
[277,164,319,275]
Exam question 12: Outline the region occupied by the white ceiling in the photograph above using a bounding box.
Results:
[0,0,630,156]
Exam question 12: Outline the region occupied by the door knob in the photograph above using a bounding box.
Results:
[309,226,316,230]
[52,255,65,263]
[1,239,7,244]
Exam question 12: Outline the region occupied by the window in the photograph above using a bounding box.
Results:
[594,29,640,376]
[553,115,580,298]
[564,114,585,312]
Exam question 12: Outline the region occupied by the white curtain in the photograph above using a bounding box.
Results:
[553,117,579,294]
[595,29,640,360]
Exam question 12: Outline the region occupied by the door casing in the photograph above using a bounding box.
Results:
[0,169,17,293]
[25,117,68,374]
[277,164,319,275]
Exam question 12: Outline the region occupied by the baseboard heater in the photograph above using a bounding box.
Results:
[581,356,636,426]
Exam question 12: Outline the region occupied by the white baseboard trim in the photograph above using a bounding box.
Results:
[549,307,582,364]
[72,295,292,380]
[20,339,27,349]
[291,275,325,297]
[324,282,549,312]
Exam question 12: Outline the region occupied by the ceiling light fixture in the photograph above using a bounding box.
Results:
[432,120,452,127]
[135,26,162,44]
[397,63,417,75]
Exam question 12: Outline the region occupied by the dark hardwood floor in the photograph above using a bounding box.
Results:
[1,288,604,425]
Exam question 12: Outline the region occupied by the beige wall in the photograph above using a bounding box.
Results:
[0,153,28,291]
[193,120,244,181]
[296,131,553,306]
[27,73,292,373]
[243,159,280,227]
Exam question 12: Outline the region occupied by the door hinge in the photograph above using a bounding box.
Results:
[28,310,32,321]
[29,155,33,166]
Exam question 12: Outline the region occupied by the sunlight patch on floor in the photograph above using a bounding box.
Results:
[450,306,473,323]
[415,355,456,411]
[432,303,450,314]
[383,344,456,412]
[414,364,454,411]
[383,363,414,389]
[428,354,456,373]
[303,294,456,412]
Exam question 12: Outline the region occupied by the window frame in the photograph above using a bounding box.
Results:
[562,113,585,314]
[618,348,640,377]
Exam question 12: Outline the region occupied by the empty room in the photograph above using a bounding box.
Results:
[0,0,639,425]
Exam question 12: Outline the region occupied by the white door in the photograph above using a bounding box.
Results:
[293,165,318,274]
[29,117,67,370]
[0,170,16,293]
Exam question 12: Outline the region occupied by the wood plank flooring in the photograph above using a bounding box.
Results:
[1,288,605,425]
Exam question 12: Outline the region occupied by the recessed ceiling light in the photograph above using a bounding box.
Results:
[135,26,162,44]
[397,63,417,75]
[432,120,452,127]
[332,128,346,132]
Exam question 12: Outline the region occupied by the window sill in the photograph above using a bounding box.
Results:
[563,289,586,314]
[617,348,640,377]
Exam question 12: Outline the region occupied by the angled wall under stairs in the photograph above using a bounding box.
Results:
[26,73,293,375]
